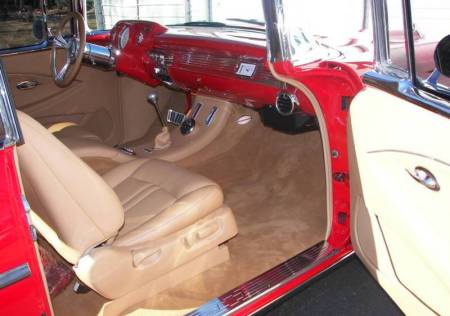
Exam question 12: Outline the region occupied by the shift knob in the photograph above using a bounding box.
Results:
[147,92,158,107]
[147,91,166,127]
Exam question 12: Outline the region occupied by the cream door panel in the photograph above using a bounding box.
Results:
[349,86,450,315]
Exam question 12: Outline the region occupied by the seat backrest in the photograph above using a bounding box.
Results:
[16,111,124,262]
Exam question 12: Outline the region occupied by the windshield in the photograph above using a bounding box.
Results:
[86,0,265,31]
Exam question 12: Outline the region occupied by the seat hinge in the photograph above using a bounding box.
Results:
[21,195,37,242]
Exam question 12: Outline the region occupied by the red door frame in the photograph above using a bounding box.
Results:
[0,146,52,316]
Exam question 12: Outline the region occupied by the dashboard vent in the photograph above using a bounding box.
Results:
[275,92,298,116]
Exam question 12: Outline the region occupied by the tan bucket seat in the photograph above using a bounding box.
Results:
[48,122,132,163]
[16,111,238,299]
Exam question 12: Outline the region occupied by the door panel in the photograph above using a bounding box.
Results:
[3,49,123,145]
[3,49,180,146]
[349,87,450,315]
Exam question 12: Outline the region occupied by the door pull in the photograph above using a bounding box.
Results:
[406,166,440,191]
[16,80,40,90]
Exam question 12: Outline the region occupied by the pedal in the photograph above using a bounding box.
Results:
[167,109,186,126]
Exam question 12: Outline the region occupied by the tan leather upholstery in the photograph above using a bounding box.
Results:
[17,112,124,261]
[16,110,237,299]
[103,158,224,246]
[52,124,102,141]
[49,123,133,163]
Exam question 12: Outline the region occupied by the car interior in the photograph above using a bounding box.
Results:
[1,0,450,315]
[2,22,328,315]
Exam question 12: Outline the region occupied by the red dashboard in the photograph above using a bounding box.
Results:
[88,21,317,114]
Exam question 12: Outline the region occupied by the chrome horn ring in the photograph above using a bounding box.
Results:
[50,12,86,87]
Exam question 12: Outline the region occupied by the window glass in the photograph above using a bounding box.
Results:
[386,0,409,73]
[46,0,71,35]
[0,0,71,51]
[0,0,44,49]
[87,0,367,34]
[86,0,266,30]
[410,0,450,88]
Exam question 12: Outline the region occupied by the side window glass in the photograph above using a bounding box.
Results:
[46,0,71,35]
[410,0,450,89]
[386,0,409,74]
[0,1,45,50]
[0,0,72,51]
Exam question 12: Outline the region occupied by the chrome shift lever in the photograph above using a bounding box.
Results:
[147,92,166,127]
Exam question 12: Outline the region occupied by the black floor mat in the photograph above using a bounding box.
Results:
[261,255,404,316]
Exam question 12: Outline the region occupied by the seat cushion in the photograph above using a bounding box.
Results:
[49,123,133,164]
[52,124,102,142]
[17,111,125,263]
[102,159,224,246]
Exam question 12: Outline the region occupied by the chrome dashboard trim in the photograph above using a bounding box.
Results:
[187,241,340,316]
[150,46,281,88]
[0,60,23,149]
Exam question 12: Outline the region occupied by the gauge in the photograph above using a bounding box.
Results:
[119,26,130,50]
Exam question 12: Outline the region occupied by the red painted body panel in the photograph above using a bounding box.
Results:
[0,146,51,316]
[274,60,364,248]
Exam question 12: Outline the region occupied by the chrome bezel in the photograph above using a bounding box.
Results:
[119,26,130,50]
[0,60,22,149]
[275,92,298,116]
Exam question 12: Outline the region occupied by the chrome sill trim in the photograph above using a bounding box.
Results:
[187,241,339,316]
[0,263,31,289]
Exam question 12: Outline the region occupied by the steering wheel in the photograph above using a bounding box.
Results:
[51,12,86,87]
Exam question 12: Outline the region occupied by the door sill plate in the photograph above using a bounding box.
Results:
[187,241,340,316]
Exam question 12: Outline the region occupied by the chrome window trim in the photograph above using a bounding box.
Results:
[0,60,23,149]
[367,0,449,118]
[0,41,51,57]
[262,0,287,64]
[363,71,450,118]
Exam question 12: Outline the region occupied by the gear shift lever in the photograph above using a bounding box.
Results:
[147,92,166,127]
[147,91,171,150]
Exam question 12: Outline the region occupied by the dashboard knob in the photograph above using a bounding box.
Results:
[180,118,196,135]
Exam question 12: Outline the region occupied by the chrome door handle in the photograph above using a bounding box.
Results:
[406,166,440,191]
[16,80,40,90]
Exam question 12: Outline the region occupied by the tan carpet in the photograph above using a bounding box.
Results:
[124,110,327,313]
[52,109,327,315]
